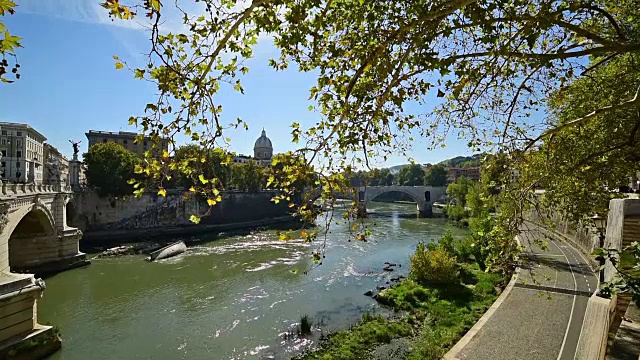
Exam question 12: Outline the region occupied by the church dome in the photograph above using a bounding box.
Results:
[254,129,272,149]
[253,129,273,160]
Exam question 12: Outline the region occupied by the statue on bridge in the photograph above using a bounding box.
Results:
[69,139,82,160]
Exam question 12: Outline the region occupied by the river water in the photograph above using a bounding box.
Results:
[39,202,464,360]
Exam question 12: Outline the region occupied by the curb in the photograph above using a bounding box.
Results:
[443,235,522,360]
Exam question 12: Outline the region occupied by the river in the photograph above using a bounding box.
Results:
[38,202,465,360]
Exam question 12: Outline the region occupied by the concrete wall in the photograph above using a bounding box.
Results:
[527,210,599,257]
[575,293,617,360]
[9,234,80,270]
[70,189,294,232]
[0,292,37,341]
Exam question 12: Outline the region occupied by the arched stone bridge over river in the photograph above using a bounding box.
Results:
[0,183,87,353]
[356,185,448,217]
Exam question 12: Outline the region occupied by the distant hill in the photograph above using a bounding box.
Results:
[437,153,485,168]
[387,154,484,173]
[388,164,409,174]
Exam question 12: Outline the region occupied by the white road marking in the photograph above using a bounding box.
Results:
[550,239,578,360]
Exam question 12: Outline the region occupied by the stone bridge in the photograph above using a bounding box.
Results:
[357,185,447,217]
[0,183,87,349]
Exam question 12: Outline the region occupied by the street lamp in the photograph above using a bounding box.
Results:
[591,214,607,283]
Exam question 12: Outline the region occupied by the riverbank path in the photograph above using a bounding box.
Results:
[451,222,599,360]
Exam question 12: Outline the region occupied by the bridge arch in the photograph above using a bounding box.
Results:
[357,185,447,218]
[366,189,425,207]
[7,205,57,273]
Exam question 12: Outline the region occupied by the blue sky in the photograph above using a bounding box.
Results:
[0,0,478,167]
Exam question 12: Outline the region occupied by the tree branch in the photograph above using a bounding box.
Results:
[525,84,640,151]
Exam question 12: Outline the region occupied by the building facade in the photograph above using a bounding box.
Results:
[0,122,47,184]
[447,166,481,183]
[85,130,169,157]
[43,143,70,186]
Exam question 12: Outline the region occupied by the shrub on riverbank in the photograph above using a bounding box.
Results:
[409,243,459,285]
[300,263,506,360]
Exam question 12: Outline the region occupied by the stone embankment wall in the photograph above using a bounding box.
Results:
[69,189,294,232]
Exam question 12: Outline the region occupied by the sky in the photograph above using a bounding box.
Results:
[0,0,479,167]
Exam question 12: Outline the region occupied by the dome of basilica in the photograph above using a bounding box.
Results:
[253,129,273,160]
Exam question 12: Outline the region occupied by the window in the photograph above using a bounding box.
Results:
[16,171,21,178]
[1,150,5,157]
[143,140,148,146]
[1,139,5,145]
[16,131,22,136]
[16,150,21,158]
[103,138,107,143]
[123,139,128,144]
[1,130,6,135]
[16,140,21,147]
[16,162,20,168]
[1,162,5,167]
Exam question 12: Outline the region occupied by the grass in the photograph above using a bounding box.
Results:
[299,263,507,359]
[299,313,413,360]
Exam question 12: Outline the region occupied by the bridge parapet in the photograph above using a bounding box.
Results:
[0,182,71,199]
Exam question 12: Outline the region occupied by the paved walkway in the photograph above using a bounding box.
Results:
[453,223,598,360]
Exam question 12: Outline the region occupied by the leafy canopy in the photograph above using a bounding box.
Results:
[84,142,140,197]
[424,165,447,187]
[397,164,425,186]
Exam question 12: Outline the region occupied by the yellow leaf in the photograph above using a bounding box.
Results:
[113,55,119,60]
[207,199,216,206]
[189,215,201,224]
[199,174,208,184]
[162,150,169,158]
[115,62,124,70]
[288,203,295,208]
[157,188,167,197]
[215,195,222,202]
[189,186,196,192]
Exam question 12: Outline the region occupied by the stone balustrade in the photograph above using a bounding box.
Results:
[0,182,71,199]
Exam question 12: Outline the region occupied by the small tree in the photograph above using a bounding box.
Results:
[424,165,447,186]
[397,164,425,186]
[84,142,139,197]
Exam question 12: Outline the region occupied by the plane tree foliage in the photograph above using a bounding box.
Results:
[4,1,640,270]
[92,0,640,274]
[0,0,20,83]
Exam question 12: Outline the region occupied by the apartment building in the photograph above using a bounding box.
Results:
[85,130,169,157]
[0,122,46,184]
[43,143,70,185]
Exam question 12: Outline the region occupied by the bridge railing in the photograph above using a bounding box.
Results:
[0,182,67,198]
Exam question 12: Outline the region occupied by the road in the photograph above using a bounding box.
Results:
[455,222,599,360]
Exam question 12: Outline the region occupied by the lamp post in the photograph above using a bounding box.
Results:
[591,214,607,283]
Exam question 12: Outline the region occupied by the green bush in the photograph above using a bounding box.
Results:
[410,243,459,286]
[437,231,456,255]
[445,204,468,223]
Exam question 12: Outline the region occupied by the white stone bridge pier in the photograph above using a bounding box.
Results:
[0,183,88,351]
